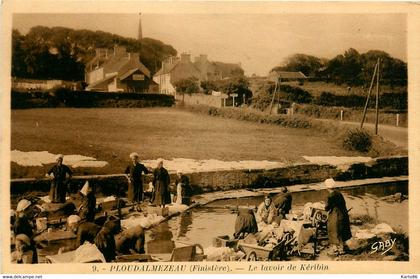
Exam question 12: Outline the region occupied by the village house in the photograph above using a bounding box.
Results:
[85,46,154,93]
[153,53,244,95]
[153,53,201,95]
[194,54,244,81]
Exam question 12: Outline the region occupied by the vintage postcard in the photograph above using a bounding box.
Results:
[1,0,420,275]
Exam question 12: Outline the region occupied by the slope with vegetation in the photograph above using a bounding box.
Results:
[12,26,177,81]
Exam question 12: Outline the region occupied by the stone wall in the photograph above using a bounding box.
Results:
[10,156,408,198]
[176,93,223,108]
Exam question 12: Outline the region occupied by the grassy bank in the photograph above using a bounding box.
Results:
[12,107,369,179]
[11,106,405,179]
[282,81,407,97]
[294,104,407,127]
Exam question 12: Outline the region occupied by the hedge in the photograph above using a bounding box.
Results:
[316,91,407,110]
[252,83,407,111]
[11,88,175,109]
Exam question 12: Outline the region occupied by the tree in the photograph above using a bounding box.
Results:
[272,54,325,77]
[325,48,362,85]
[360,50,407,87]
[173,77,200,94]
[322,48,407,87]
[200,80,218,94]
[11,30,26,78]
[216,77,253,105]
[11,26,178,80]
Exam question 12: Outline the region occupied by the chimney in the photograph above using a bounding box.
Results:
[113,45,127,57]
[180,53,191,63]
[194,54,208,65]
[138,12,143,41]
[131,52,140,61]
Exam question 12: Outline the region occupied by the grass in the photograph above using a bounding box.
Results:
[294,104,408,127]
[282,81,407,97]
[11,107,374,178]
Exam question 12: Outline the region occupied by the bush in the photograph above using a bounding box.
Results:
[279,84,313,103]
[316,91,407,110]
[180,104,313,129]
[251,83,313,111]
[343,128,372,153]
[173,77,200,94]
[200,80,219,95]
[11,90,175,109]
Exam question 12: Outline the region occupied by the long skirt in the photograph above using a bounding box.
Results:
[49,181,66,203]
[327,207,352,245]
[234,210,258,238]
[152,182,171,206]
[128,180,143,203]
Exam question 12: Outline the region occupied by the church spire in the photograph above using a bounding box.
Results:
[138,12,142,41]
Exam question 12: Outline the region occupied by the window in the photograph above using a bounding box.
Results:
[133,74,145,80]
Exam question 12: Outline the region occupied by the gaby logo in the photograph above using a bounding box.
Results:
[370,238,396,255]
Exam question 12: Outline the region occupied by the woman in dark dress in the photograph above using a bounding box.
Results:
[272,186,292,223]
[151,159,171,208]
[46,154,72,203]
[234,208,258,239]
[324,178,352,256]
[125,153,150,205]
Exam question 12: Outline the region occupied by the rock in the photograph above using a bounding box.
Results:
[371,223,395,235]
[346,236,378,253]
[355,230,376,239]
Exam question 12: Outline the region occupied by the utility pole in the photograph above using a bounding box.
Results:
[269,80,278,115]
[360,59,379,129]
[375,58,381,135]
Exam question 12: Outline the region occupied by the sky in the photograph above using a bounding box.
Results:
[12,13,407,76]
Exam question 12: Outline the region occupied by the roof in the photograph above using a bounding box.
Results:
[212,61,243,74]
[119,68,142,80]
[86,73,117,90]
[117,59,151,79]
[269,71,307,81]
[154,62,179,76]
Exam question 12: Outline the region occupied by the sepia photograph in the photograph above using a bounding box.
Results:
[1,0,420,274]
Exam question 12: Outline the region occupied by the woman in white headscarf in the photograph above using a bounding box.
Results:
[46,154,72,203]
[151,159,171,208]
[125,152,150,205]
[174,171,192,205]
[78,181,96,222]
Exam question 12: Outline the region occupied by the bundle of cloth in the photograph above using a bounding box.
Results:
[204,246,245,261]
[302,201,326,221]
[243,220,316,251]
[121,213,165,230]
